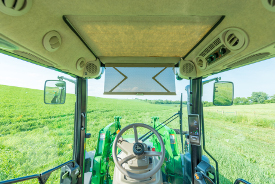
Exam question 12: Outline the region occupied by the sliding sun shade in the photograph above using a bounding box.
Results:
[104,67,176,95]
[65,15,222,57]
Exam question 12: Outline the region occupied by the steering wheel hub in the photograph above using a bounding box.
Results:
[112,123,165,180]
[133,142,144,155]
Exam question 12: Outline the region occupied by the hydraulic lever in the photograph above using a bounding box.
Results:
[194,172,215,184]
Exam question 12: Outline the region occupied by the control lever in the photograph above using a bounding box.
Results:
[194,172,207,184]
[60,162,80,184]
[194,171,216,184]
[196,160,215,184]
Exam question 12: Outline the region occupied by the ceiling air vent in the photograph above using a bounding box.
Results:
[224,29,248,51]
[13,50,55,66]
[0,0,32,16]
[262,0,275,11]
[200,38,221,57]
[0,37,18,50]
[227,34,239,47]
[43,31,62,52]
[228,52,270,68]
[195,57,207,70]
[268,0,275,6]
[197,59,203,68]
[76,57,86,70]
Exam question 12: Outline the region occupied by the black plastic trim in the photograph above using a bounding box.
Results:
[0,175,40,184]
[74,77,87,184]
[62,16,99,61]
[190,78,203,184]
[234,178,251,184]
[179,93,184,153]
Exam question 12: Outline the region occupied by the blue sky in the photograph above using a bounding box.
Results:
[0,53,274,102]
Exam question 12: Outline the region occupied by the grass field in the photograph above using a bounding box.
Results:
[0,84,274,183]
[203,105,275,183]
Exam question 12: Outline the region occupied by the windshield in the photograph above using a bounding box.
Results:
[86,57,275,183]
[1,51,275,184]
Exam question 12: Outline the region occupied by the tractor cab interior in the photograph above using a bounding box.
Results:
[0,0,274,184]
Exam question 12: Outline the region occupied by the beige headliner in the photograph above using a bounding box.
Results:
[66,15,220,57]
[0,0,274,77]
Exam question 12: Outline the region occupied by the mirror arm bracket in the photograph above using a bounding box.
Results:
[202,77,221,85]
[58,76,76,84]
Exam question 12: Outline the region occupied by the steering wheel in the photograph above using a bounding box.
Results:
[112,123,165,180]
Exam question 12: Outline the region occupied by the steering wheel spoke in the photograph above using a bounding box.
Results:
[117,137,134,155]
[118,154,136,165]
[133,125,139,143]
[144,151,162,157]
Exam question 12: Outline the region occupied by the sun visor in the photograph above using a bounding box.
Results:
[104,67,176,95]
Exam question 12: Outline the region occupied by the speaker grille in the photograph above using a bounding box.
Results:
[86,63,97,74]
[228,52,270,68]
[200,38,221,57]
[182,63,194,74]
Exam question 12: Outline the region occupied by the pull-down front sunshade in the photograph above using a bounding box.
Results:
[104,67,176,95]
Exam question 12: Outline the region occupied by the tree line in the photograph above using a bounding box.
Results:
[233,92,275,105]
[138,92,275,106]
[205,92,275,106]
[138,99,188,105]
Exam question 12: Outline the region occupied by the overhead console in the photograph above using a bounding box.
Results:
[225,42,275,70]
[195,28,249,72]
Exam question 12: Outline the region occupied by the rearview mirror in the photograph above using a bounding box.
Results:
[213,81,234,106]
[44,80,66,104]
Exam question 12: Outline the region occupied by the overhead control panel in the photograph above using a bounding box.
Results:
[206,45,230,66]
[195,28,249,72]
[188,114,200,146]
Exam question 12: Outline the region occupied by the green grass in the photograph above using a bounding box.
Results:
[0,85,75,183]
[0,84,274,183]
[203,105,275,183]
[205,104,275,128]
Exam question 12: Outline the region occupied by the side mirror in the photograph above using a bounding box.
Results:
[213,81,234,106]
[44,80,66,104]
